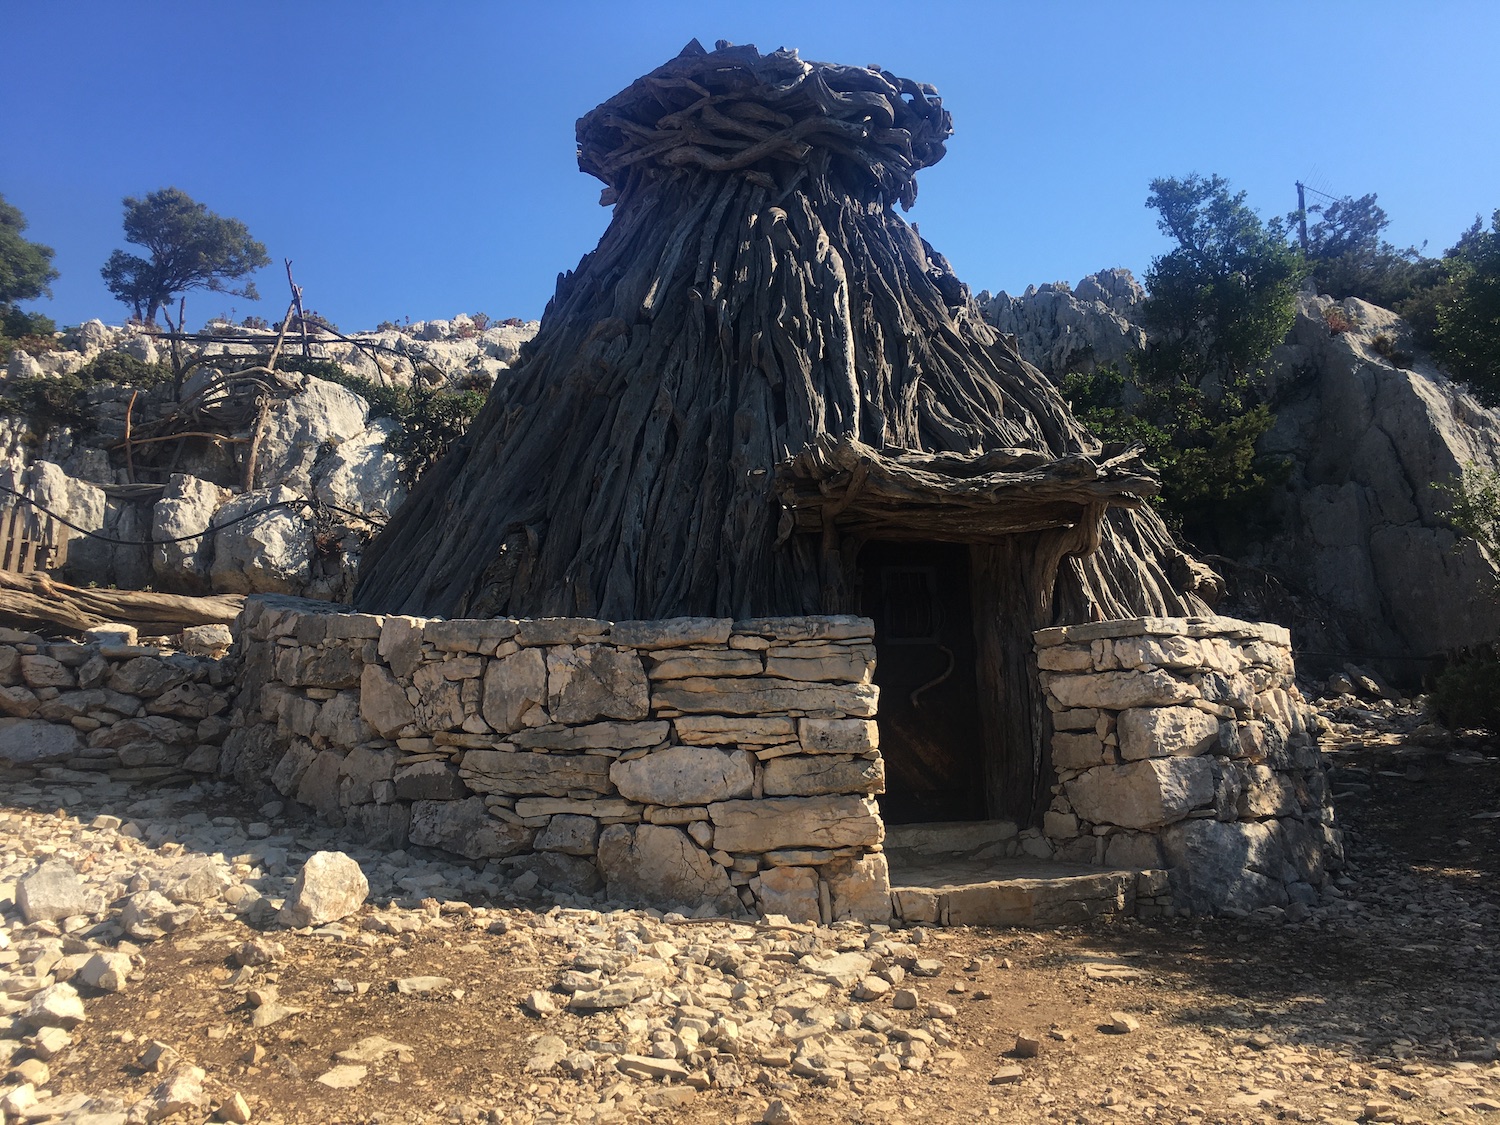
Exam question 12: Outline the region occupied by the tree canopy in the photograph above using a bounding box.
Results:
[0,195,59,343]
[100,188,269,325]
[1434,209,1500,400]
[1301,191,1429,309]
[1063,174,1302,548]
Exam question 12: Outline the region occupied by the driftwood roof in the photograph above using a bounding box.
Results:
[353,42,1209,624]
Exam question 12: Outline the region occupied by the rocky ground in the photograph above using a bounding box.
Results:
[1,693,1498,1125]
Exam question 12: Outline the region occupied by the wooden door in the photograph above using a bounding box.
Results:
[858,541,985,824]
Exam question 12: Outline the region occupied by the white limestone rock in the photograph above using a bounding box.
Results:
[278,850,369,927]
[609,745,755,806]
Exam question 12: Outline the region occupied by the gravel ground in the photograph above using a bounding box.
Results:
[1,694,1498,1125]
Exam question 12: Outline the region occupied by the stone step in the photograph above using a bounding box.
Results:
[887,854,1144,928]
[882,819,1019,857]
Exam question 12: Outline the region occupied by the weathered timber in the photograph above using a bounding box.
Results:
[0,570,244,636]
[353,41,1210,626]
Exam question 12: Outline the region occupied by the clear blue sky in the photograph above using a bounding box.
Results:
[8,1,1498,330]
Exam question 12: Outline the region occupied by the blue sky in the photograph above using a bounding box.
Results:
[8,1,1498,330]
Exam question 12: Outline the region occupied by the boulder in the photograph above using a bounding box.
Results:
[359,663,414,738]
[1063,758,1214,829]
[596,824,739,913]
[253,377,369,492]
[312,418,406,519]
[121,890,199,939]
[151,474,231,592]
[823,854,892,922]
[534,814,600,855]
[459,749,611,797]
[1160,818,1289,913]
[17,860,91,922]
[278,851,368,926]
[209,487,312,594]
[609,745,754,806]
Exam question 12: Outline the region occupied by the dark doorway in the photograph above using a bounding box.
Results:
[858,541,986,824]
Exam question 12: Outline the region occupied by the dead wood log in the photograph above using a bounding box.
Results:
[0,571,243,637]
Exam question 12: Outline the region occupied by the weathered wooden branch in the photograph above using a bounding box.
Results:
[0,571,243,636]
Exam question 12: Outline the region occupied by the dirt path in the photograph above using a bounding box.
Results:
[2,699,1499,1125]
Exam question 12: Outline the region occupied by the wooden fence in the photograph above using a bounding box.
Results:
[0,501,69,575]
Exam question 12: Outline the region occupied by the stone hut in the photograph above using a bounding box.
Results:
[351,41,1219,839]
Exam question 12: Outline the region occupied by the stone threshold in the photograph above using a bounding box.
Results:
[885,820,1153,927]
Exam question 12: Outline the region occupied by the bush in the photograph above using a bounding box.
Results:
[0,349,173,430]
[77,351,173,390]
[1429,655,1500,733]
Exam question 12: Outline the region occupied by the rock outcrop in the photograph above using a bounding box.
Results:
[986,273,1500,664]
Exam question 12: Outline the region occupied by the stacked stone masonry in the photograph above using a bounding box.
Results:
[1034,615,1344,916]
[224,597,892,925]
[0,627,234,786]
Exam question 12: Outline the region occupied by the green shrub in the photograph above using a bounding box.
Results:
[77,351,173,389]
[1429,655,1500,733]
[0,372,90,428]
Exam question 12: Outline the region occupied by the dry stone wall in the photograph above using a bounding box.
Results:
[1035,615,1343,917]
[0,628,234,785]
[224,597,892,924]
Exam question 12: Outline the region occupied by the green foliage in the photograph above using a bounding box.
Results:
[0,195,57,307]
[0,350,172,430]
[1438,462,1500,561]
[1065,175,1298,544]
[1141,174,1304,388]
[238,355,487,487]
[1433,210,1500,402]
[100,188,270,325]
[77,351,173,391]
[1301,192,1429,309]
[1429,656,1500,733]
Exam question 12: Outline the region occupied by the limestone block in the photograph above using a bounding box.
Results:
[655,679,877,717]
[1051,731,1106,771]
[21,654,75,689]
[286,644,363,690]
[1116,706,1222,761]
[512,796,641,819]
[17,860,91,923]
[459,750,611,797]
[1063,758,1214,830]
[1036,645,1094,672]
[408,797,534,859]
[359,664,414,739]
[295,750,346,822]
[596,824,739,913]
[344,803,410,849]
[798,717,880,754]
[412,664,464,731]
[1235,764,1299,818]
[609,745,755,806]
[1111,635,1203,670]
[481,647,549,733]
[1103,831,1164,869]
[0,719,83,766]
[270,742,318,797]
[516,618,610,646]
[1052,708,1100,732]
[146,682,227,721]
[708,795,884,853]
[393,760,467,801]
[1160,818,1289,913]
[422,618,519,654]
[763,644,875,683]
[534,814,600,855]
[547,645,649,723]
[645,649,763,680]
[610,618,733,649]
[731,615,872,641]
[755,866,820,923]
[761,754,884,797]
[510,720,668,751]
[313,690,371,749]
[377,617,425,679]
[340,746,399,804]
[824,854,892,922]
[105,656,179,697]
[676,715,798,746]
[1045,669,1199,711]
[1043,811,1079,838]
[503,851,603,895]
